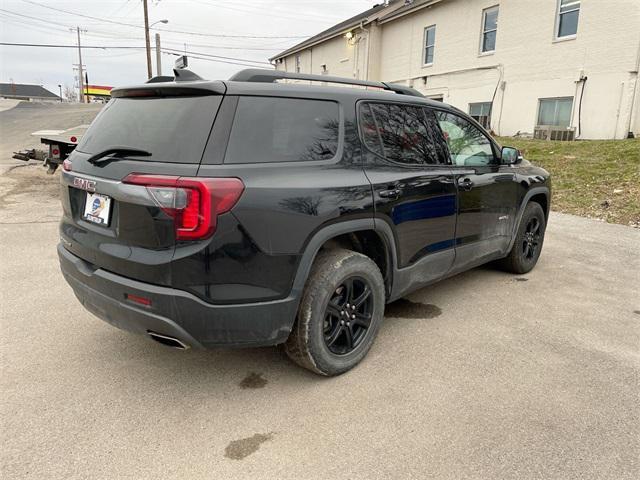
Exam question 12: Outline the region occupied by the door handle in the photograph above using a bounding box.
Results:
[458,178,474,191]
[379,188,402,199]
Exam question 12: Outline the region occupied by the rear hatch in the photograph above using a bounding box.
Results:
[60,82,225,285]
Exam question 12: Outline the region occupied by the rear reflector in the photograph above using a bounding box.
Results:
[123,173,244,241]
[125,293,152,306]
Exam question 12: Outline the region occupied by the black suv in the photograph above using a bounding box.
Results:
[58,68,550,376]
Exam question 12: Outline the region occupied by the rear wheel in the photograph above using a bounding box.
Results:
[284,248,385,376]
[499,202,546,274]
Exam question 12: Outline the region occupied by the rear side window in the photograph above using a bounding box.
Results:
[77,96,221,164]
[360,102,442,165]
[224,97,340,164]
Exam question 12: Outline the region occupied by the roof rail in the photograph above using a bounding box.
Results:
[229,68,423,97]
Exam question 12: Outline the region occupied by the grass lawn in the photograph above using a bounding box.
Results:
[497,137,640,227]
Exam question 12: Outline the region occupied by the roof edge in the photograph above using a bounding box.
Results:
[269,2,400,62]
[378,0,447,24]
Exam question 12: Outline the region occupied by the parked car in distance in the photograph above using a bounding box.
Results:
[58,68,551,376]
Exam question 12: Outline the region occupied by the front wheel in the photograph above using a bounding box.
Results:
[499,202,547,274]
[284,248,385,376]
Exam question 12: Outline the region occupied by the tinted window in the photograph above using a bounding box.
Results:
[366,103,441,165]
[77,96,221,164]
[225,97,340,164]
[359,103,383,156]
[435,111,495,166]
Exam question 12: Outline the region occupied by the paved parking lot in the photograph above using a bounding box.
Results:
[1,163,638,479]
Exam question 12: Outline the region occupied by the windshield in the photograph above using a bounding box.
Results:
[77,96,222,164]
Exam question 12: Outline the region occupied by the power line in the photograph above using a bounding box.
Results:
[161,50,274,69]
[0,42,145,50]
[0,42,274,68]
[162,47,270,65]
[19,0,309,39]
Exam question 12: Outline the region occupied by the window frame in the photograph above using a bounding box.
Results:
[480,5,499,54]
[554,0,580,41]
[536,96,574,128]
[356,100,447,168]
[423,25,436,67]
[430,107,500,167]
[222,95,345,166]
[468,102,493,129]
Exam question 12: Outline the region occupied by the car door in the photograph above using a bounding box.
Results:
[359,101,457,290]
[430,109,518,271]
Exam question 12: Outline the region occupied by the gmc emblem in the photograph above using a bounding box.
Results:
[73,177,96,192]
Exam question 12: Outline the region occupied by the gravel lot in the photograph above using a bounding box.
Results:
[1,104,639,479]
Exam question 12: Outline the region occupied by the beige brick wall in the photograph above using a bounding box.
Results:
[276,0,640,139]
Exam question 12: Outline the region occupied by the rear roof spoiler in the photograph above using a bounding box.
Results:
[229,68,424,97]
[145,68,204,84]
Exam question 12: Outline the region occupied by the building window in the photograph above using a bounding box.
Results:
[556,0,580,38]
[537,97,573,127]
[469,102,492,129]
[423,25,436,65]
[295,55,301,73]
[481,6,499,53]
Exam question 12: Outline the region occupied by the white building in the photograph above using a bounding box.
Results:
[272,0,640,140]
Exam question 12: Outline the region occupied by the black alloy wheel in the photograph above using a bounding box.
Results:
[323,276,373,355]
[522,217,542,260]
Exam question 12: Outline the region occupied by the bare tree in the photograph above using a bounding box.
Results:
[63,84,76,102]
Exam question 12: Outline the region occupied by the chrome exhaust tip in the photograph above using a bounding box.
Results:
[147,331,189,350]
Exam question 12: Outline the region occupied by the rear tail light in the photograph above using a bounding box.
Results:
[123,173,244,241]
[62,159,72,171]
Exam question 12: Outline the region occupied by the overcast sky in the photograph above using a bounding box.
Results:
[0,0,374,96]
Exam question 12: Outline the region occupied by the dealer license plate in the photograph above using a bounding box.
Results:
[83,192,112,226]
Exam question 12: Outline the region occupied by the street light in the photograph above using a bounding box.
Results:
[150,19,169,27]
[58,84,62,102]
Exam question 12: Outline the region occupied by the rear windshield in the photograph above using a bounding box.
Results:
[224,96,340,164]
[77,96,221,164]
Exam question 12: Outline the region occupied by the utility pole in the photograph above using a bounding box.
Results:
[143,0,153,79]
[155,33,162,76]
[73,26,86,103]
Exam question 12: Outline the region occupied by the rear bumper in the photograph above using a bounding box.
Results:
[58,244,298,348]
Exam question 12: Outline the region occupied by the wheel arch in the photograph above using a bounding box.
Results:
[291,219,398,301]
[508,186,550,252]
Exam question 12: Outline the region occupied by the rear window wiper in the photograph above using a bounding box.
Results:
[86,147,152,166]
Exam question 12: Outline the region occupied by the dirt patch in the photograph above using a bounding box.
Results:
[224,433,274,460]
[239,372,268,389]
[385,299,442,319]
[0,164,60,210]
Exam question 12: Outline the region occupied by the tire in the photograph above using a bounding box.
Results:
[499,202,546,274]
[284,248,385,376]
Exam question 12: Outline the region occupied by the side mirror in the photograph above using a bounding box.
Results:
[501,146,523,165]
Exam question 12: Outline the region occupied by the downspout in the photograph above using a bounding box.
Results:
[626,36,640,138]
[362,20,371,81]
[614,82,626,139]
